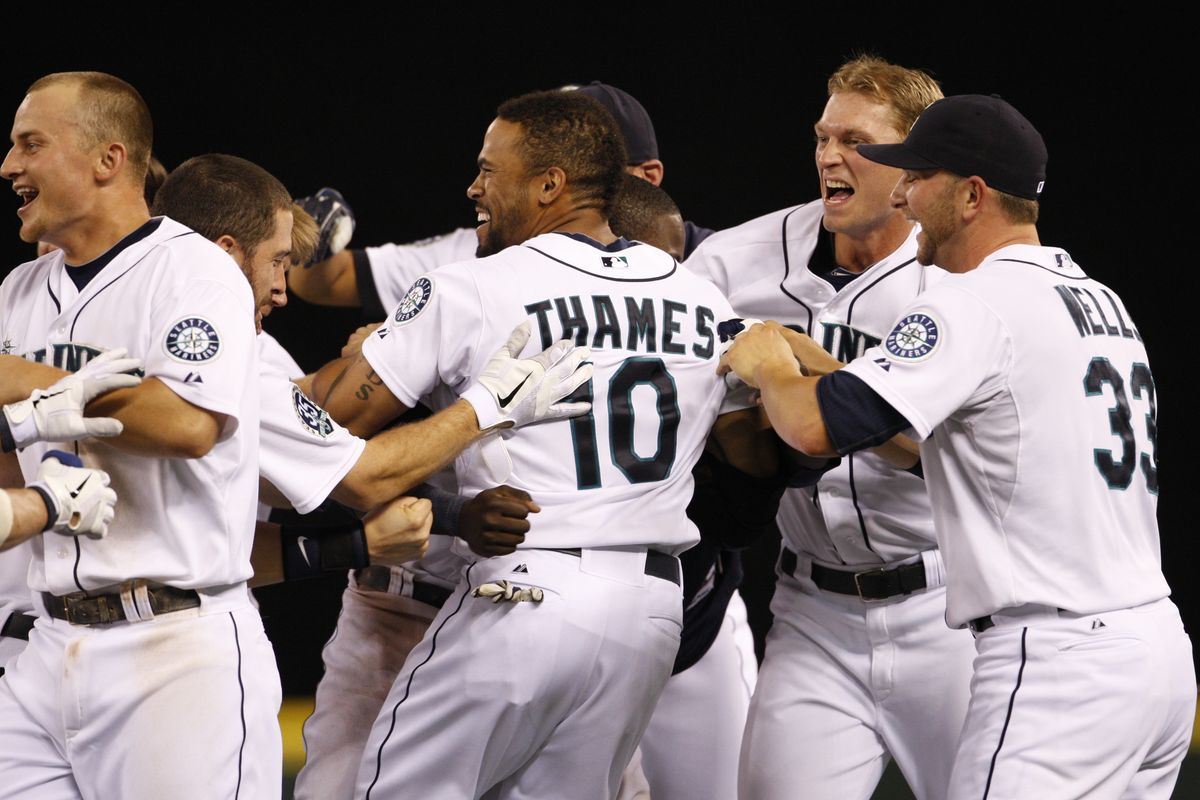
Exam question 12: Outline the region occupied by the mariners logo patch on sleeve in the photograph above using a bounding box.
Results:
[885,313,940,361]
[394,276,434,325]
[164,317,221,363]
[291,384,334,438]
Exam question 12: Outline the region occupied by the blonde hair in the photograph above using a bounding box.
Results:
[827,56,943,136]
[290,205,320,267]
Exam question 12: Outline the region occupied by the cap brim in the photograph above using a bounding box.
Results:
[857,143,941,171]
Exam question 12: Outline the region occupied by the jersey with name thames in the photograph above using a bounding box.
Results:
[361,232,740,555]
[684,200,944,564]
[842,245,1167,627]
[0,218,260,596]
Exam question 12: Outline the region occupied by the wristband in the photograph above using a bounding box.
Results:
[280,519,370,582]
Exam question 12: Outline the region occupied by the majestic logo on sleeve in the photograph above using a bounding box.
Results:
[394,276,434,325]
[164,317,221,362]
[291,384,334,438]
[885,313,940,361]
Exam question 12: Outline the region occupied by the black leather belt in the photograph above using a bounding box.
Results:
[42,585,200,625]
[780,548,927,601]
[553,548,681,586]
[1,611,36,641]
[969,616,994,633]
[354,566,454,609]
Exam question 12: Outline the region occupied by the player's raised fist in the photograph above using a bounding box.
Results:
[460,485,540,557]
[294,187,355,267]
[363,496,432,565]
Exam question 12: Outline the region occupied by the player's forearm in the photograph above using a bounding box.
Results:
[0,488,50,551]
[708,407,780,479]
[756,363,836,456]
[87,378,223,459]
[869,434,920,470]
[249,521,285,588]
[313,353,408,439]
[332,400,483,510]
[0,356,66,403]
[287,250,361,307]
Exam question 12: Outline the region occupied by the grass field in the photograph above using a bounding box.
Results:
[276,696,1200,798]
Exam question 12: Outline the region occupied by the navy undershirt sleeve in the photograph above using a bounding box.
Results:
[353,249,386,320]
[817,370,913,455]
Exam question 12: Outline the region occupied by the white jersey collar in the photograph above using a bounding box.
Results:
[518,231,676,281]
[977,243,1084,279]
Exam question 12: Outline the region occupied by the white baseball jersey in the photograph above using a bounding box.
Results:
[362,232,737,554]
[257,334,365,514]
[364,227,477,311]
[844,244,1170,627]
[685,200,943,564]
[257,329,303,379]
[0,217,261,594]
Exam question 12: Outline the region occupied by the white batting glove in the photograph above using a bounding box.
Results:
[472,579,544,603]
[28,451,117,539]
[461,321,593,433]
[1,348,142,452]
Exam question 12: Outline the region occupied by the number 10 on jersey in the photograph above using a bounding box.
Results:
[567,357,681,489]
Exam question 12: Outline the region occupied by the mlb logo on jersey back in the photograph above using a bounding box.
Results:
[885,313,940,362]
[164,317,221,363]
[601,256,629,269]
[291,384,334,438]
[395,276,434,324]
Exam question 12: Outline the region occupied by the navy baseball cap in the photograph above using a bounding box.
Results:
[858,94,1047,200]
[572,81,659,164]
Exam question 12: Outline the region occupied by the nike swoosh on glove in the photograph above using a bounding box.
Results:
[461,320,593,432]
[29,450,118,539]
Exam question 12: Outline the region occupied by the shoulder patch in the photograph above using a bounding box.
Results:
[885,312,940,362]
[393,276,434,325]
[164,317,221,363]
[291,384,334,438]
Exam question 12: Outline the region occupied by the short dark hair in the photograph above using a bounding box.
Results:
[496,90,626,212]
[152,154,291,258]
[143,155,168,207]
[995,189,1039,225]
[608,173,680,242]
[28,72,153,186]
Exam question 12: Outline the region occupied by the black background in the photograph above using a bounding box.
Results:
[2,11,1191,689]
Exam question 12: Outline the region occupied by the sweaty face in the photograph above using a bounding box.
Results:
[1,84,98,247]
[893,170,961,267]
[466,119,540,258]
[235,208,293,333]
[814,92,908,239]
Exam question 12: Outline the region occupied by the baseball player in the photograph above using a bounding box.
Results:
[606,172,765,800]
[149,154,587,583]
[722,93,1196,800]
[311,89,768,800]
[291,82,726,800]
[683,56,974,800]
[0,71,281,798]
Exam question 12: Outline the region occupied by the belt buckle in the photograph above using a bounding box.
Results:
[852,567,888,601]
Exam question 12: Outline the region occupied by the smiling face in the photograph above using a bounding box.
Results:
[466,118,542,257]
[814,91,909,239]
[892,168,964,268]
[1,84,98,247]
